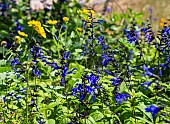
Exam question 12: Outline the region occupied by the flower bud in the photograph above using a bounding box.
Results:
[1,41,7,47]
[14,36,21,44]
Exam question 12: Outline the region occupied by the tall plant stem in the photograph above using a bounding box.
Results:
[26,73,29,124]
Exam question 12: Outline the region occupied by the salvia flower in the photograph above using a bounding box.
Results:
[101,53,111,67]
[10,57,20,66]
[61,65,76,85]
[32,68,42,78]
[123,28,140,44]
[0,0,8,16]
[145,104,162,118]
[110,77,121,86]
[37,120,43,124]
[64,51,71,60]
[141,81,153,90]
[14,20,24,32]
[71,83,97,102]
[115,93,131,104]
[86,72,100,87]
[142,65,154,77]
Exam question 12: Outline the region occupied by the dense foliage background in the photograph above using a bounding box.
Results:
[0,0,170,124]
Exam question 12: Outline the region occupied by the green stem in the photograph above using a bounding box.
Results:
[26,74,29,123]
[53,35,61,58]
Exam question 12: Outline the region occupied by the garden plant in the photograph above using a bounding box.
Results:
[0,0,170,124]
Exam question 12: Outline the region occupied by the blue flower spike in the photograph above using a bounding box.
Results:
[145,104,163,118]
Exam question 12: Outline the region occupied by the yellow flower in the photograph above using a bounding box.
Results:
[28,20,41,27]
[18,31,28,37]
[28,20,46,38]
[1,41,7,47]
[63,17,69,23]
[160,22,164,27]
[85,17,92,22]
[47,20,57,25]
[36,26,46,38]
[14,36,21,44]
[160,18,166,23]
[76,28,83,33]
[81,9,95,16]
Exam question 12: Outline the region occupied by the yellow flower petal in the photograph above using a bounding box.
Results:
[18,31,28,37]
[63,17,69,23]
[47,20,57,25]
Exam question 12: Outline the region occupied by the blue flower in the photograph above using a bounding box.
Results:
[141,81,153,90]
[64,51,71,60]
[97,35,108,51]
[32,68,42,78]
[16,96,22,101]
[86,86,94,94]
[148,8,152,15]
[82,44,89,56]
[110,77,121,86]
[37,120,43,124]
[115,93,131,104]
[30,46,44,60]
[104,70,115,76]
[0,0,8,16]
[123,28,140,44]
[61,66,76,85]
[86,73,99,87]
[161,27,170,41]
[101,54,111,67]
[14,19,24,32]
[97,20,104,25]
[72,83,97,102]
[10,57,20,66]
[3,96,6,102]
[142,65,154,77]
[145,104,160,118]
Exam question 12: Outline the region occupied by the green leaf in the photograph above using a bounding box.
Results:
[90,110,104,122]
[82,116,96,124]
[47,119,55,124]
[51,26,57,35]
[75,49,83,53]
[47,102,58,109]
[59,32,66,38]
[70,31,75,38]
[0,67,11,72]
[136,117,152,124]
[120,82,127,93]
[56,92,66,98]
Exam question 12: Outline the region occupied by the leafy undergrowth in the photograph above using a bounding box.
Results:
[0,0,170,124]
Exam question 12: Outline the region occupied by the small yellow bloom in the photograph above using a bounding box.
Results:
[160,22,164,27]
[87,23,91,28]
[81,9,95,16]
[76,28,83,32]
[85,17,92,22]
[18,31,28,37]
[28,20,46,38]
[47,20,57,25]
[1,41,7,47]
[160,18,166,23]
[14,36,21,44]
[63,17,69,23]
[28,20,41,27]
